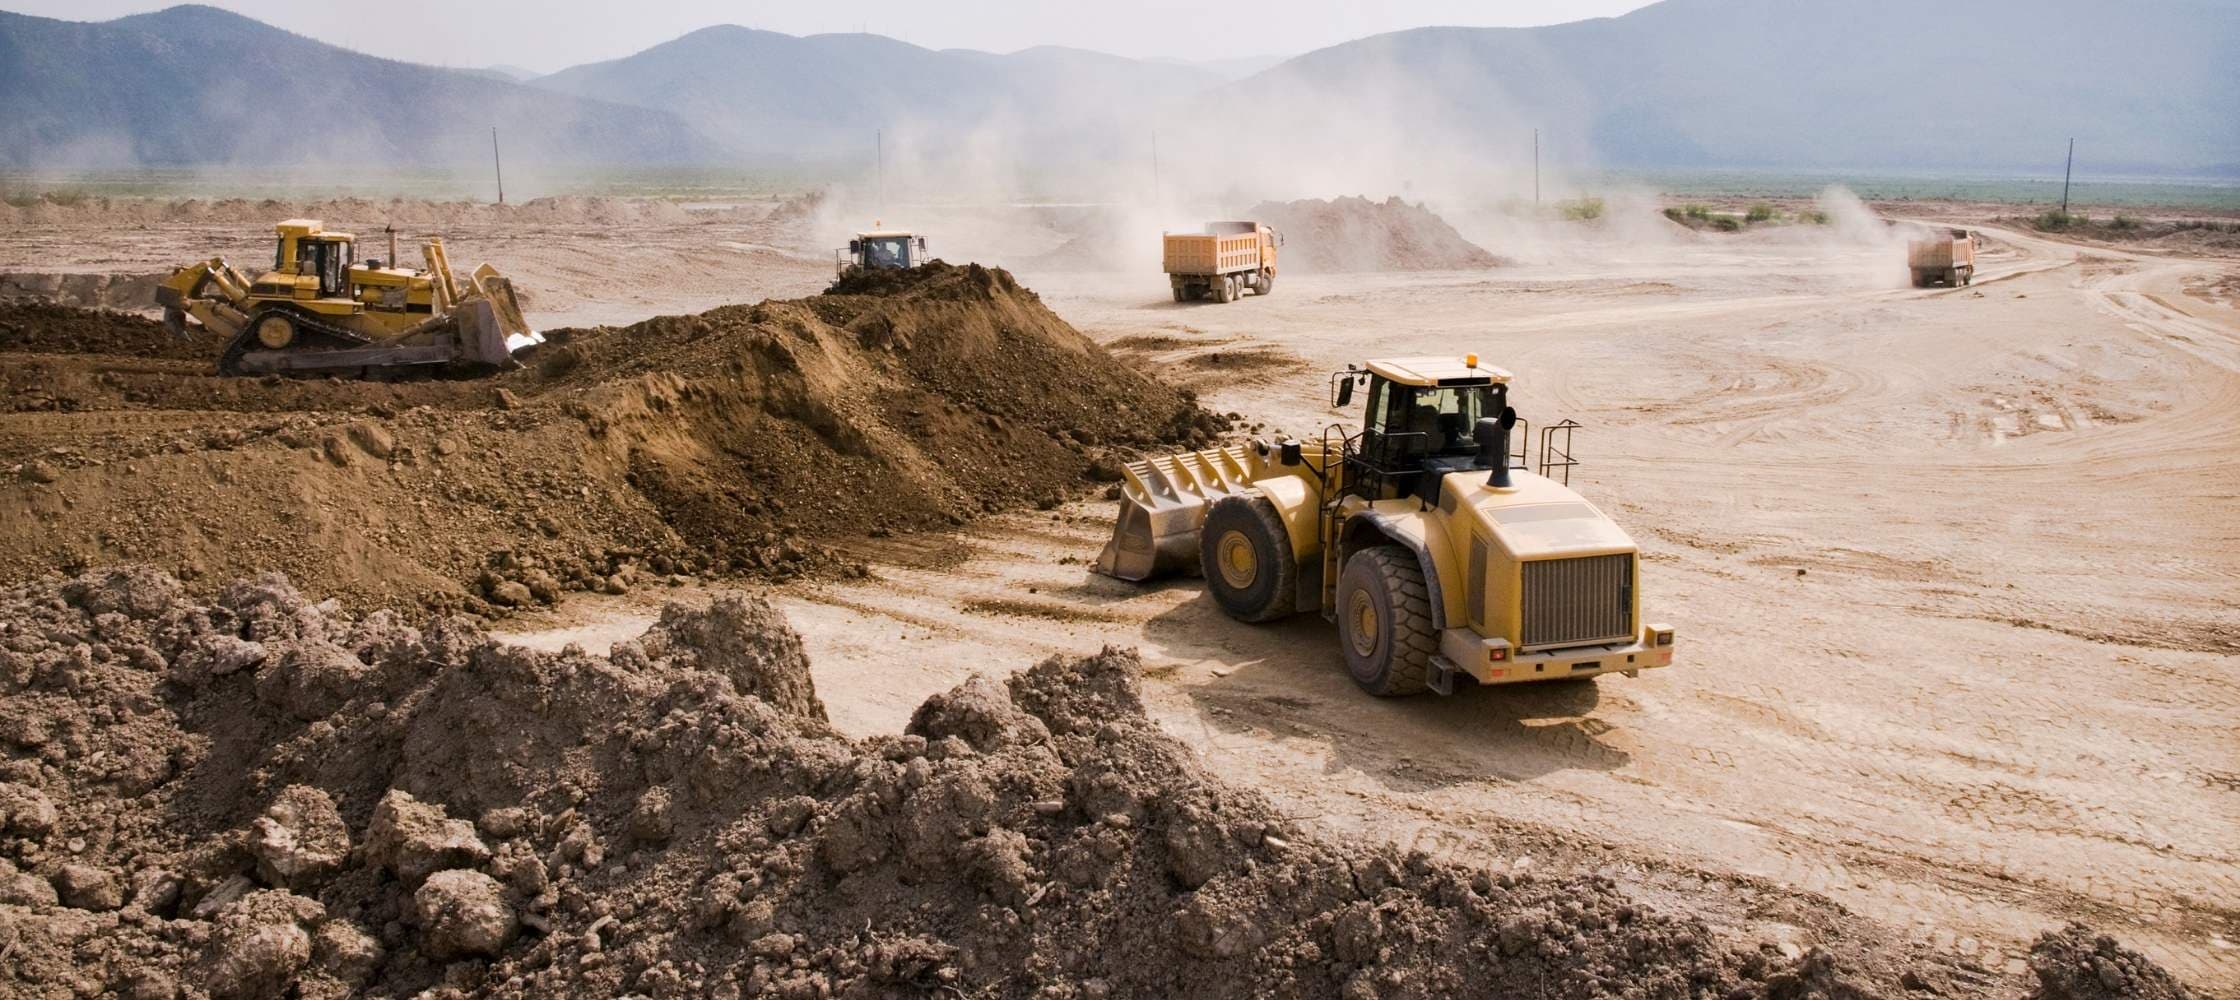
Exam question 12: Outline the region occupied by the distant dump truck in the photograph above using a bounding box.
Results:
[1908,229,1977,288]
[1164,222,1279,303]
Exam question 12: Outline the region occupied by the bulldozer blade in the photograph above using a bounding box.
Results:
[1093,444,1260,581]
[450,299,518,369]
[162,307,188,337]
[470,265,533,339]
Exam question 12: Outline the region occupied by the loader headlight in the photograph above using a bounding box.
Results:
[1485,638,1510,662]
[1651,626,1675,647]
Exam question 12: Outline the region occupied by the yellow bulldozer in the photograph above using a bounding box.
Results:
[157,219,536,376]
[1097,356,1674,696]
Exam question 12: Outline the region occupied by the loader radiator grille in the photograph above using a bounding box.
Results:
[1521,554,1633,649]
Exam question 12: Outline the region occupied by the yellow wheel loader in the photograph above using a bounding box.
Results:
[1097,356,1675,696]
[836,229,929,277]
[156,219,536,377]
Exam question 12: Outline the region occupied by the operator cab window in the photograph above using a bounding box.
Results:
[868,238,909,269]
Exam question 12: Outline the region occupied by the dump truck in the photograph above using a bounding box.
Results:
[156,219,535,377]
[1908,228,1977,288]
[1164,222,1279,303]
[1097,356,1674,696]
[837,229,929,276]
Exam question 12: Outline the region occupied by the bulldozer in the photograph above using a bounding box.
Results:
[156,219,536,377]
[836,229,928,277]
[1096,356,1674,696]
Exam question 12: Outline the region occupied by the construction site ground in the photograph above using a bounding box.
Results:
[6,200,2237,993]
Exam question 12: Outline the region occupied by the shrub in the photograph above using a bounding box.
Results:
[1745,203,1777,223]
[1683,204,1713,221]
[1662,207,1686,224]
[1798,209,1831,225]
[2108,214,2141,231]
[1709,215,1743,232]
[1557,197,1605,221]
[2036,210,2084,231]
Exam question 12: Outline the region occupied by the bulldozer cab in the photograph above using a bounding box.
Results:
[1333,357,1515,504]
[273,220,353,298]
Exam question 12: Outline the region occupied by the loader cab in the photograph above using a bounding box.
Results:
[272,220,354,298]
[842,229,928,274]
[1332,357,1515,504]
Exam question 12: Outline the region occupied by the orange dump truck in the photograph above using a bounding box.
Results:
[1908,229,1977,287]
[1163,221,1279,303]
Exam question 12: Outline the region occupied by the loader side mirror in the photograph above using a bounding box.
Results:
[1334,378,1354,408]
[849,240,860,253]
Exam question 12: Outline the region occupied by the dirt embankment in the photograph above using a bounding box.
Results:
[7,565,2170,999]
[0,194,722,229]
[1246,196,1507,273]
[0,263,1226,612]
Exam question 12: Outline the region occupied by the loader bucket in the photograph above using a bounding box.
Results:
[1094,444,1260,581]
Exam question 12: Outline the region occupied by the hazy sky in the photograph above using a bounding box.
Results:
[9,1,1659,72]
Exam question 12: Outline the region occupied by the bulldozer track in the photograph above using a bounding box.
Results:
[215,305,382,375]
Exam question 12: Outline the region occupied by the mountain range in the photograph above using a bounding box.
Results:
[2,1,2233,175]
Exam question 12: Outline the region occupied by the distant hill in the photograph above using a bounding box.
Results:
[0,1,2232,175]
[0,5,718,169]
[1238,0,2240,174]
[533,27,1216,162]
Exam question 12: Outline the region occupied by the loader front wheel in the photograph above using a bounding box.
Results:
[1200,494,1296,622]
[1336,547,1434,697]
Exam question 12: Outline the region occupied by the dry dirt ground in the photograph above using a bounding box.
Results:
[5,199,2236,993]
[505,218,2238,992]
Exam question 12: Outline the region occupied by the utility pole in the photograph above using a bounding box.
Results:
[1151,132,1161,205]
[491,127,505,205]
[2060,137,2075,215]
[1533,128,1541,206]
[876,128,884,213]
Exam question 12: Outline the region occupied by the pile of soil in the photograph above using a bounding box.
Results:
[0,272,167,310]
[0,565,2116,999]
[0,264,1225,612]
[0,195,706,229]
[1245,197,1506,273]
[2027,925,2201,1000]
[0,303,221,361]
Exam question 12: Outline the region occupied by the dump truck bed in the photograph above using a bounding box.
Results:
[1908,232,1976,268]
[1163,232,1264,276]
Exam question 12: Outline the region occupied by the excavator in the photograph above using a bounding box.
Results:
[156,219,537,377]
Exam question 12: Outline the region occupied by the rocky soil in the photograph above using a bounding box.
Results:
[0,565,2136,999]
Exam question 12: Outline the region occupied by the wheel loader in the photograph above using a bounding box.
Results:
[1096,356,1675,696]
[156,219,536,377]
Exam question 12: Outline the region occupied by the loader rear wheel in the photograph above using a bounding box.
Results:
[1337,547,1434,697]
[1199,494,1296,623]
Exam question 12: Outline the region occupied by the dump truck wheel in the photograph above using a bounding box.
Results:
[1199,494,1296,623]
[1211,278,1231,304]
[1173,287,1186,302]
[1336,547,1434,696]
[1258,271,1275,297]
[252,311,296,350]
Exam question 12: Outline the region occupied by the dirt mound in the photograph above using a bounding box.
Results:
[0,302,221,361]
[0,266,1225,611]
[0,566,2039,998]
[2027,925,2201,999]
[0,271,167,310]
[1247,197,1507,273]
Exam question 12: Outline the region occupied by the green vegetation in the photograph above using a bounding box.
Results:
[2108,214,2141,231]
[1708,216,1743,232]
[1798,209,1831,225]
[2035,210,2087,230]
[1557,196,1605,221]
[1744,202,1777,223]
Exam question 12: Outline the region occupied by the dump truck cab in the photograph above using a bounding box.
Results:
[1097,355,1674,697]
[839,230,928,275]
